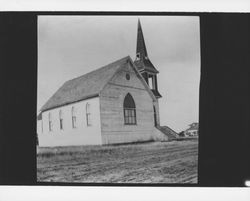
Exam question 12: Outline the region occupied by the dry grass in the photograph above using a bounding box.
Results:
[37,138,198,183]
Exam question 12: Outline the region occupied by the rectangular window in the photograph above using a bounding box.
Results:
[86,103,91,127]
[48,113,52,132]
[49,121,52,132]
[60,119,63,130]
[148,76,153,89]
[86,113,91,126]
[72,116,76,128]
[59,110,63,130]
[72,107,77,129]
[124,108,136,125]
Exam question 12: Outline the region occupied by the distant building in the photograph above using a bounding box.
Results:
[37,20,173,147]
[178,131,185,137]
[184,123,199,136]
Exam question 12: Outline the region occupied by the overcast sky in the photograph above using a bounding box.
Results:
[38,15,200,132]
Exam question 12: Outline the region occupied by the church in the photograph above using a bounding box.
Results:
[37,20,173,147]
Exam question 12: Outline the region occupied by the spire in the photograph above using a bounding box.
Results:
[134,19,162,99]
[134,19,159,74]
[136,19,148,58]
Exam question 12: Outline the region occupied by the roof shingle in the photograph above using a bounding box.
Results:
[40,56,130,112]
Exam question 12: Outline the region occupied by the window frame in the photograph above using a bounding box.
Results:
[124,108,137,125]
[59,110,63,130]
[71,107,77,129]
[86,103,91,127]
[48,112,52,132]
[123,93,137,125]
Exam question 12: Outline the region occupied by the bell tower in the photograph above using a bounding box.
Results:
[134,19,162,98]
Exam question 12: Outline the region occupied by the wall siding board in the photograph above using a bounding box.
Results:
[38,97,102,147]
[100,62,157,144]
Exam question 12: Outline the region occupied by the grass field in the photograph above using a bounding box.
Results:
[37,138,198,183]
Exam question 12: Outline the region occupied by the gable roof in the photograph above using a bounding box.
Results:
[40,56,130,112]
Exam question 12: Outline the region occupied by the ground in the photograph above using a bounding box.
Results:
[37,138,198,183]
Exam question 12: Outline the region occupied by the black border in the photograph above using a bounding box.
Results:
[0,12,249,187]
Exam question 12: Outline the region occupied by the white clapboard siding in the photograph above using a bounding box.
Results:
[100,62,156,144]
[38,97,102,147]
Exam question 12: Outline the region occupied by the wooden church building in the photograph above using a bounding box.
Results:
[37,20,170,147]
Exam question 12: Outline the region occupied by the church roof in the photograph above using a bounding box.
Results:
[40,56,131,112]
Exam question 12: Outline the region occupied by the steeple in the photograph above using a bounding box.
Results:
[134,19,162,98]
[136,19,148,58]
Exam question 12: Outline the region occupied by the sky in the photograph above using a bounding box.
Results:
[38,16,200,132]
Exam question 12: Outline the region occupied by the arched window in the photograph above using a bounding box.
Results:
[86,103,91,126]
[48,112,52,132]
[123,93,136,125]
[59,110,63,130]
[71,107,76,128]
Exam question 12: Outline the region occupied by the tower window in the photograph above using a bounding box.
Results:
[123,93,137,125]
[148,76,153,89]
[148,74,156,90]
[136,53,140,59]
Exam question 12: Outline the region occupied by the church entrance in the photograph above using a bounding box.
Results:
[153,106,157,126]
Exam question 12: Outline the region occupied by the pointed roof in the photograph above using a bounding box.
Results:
[134,19,159,74]
[136,19,148,58]
[40,56,130,112]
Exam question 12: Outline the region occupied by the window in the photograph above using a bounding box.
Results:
[86,103,91,126]
[48,112,52,132]
[123,93,136,125]
[126,73,130,80]
[136,53,140,60]
[71,107,76,128]
[59,110,63,130]
[148,76,153,89]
